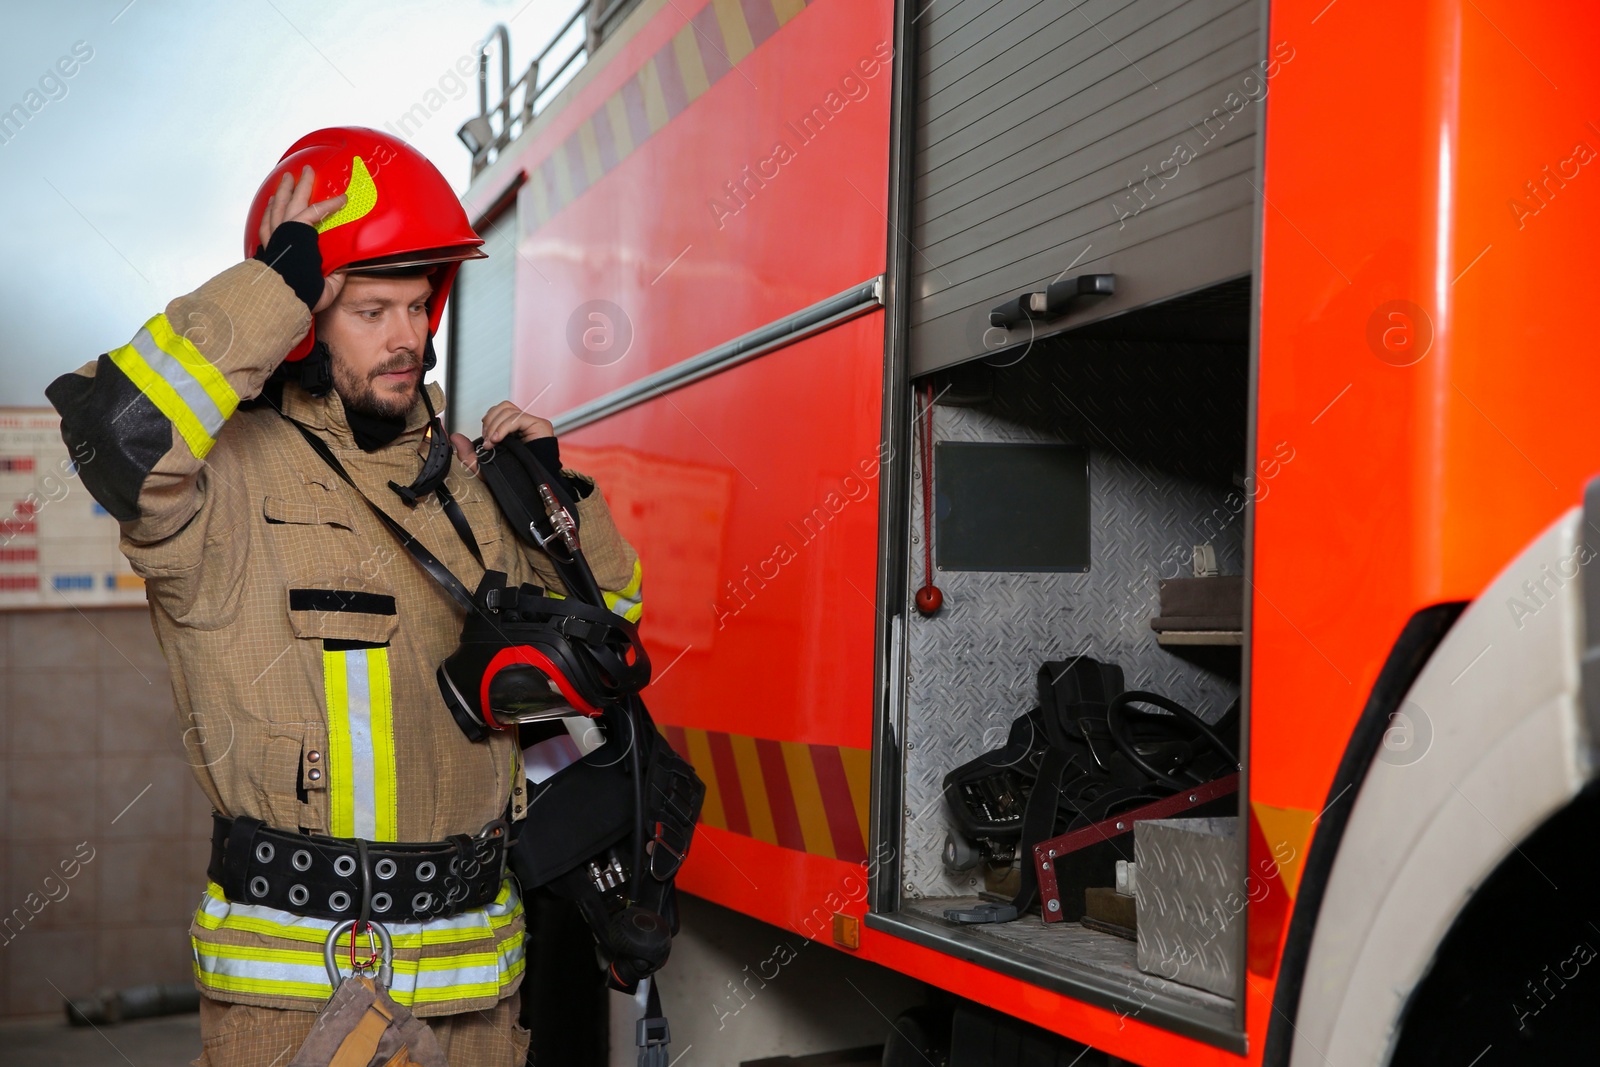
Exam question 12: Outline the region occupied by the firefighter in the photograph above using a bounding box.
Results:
[46,127,644,1067]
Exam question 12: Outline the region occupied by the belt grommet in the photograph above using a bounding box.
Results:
[292,849,312,872]
[374,858,397,880]
[329,890,351,912]
[249,876,270,899]
[412,892,433,914]
[288,884,310,907]
[254,842,275,864]
[333,855,356,878]
[372,892,392,914]
[416,861,436,882]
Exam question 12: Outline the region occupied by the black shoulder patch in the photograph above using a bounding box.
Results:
[45,357,172,523]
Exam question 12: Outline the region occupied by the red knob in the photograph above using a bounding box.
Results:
[915,585,943,615]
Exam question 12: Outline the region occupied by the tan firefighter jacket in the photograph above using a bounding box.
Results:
[47,259,643,1015]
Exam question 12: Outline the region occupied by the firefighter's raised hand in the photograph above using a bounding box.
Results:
[480,402,555,446]
[449,402,556,473]
[257,165,348,313]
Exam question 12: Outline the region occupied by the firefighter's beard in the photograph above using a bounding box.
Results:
[332,349,421,421]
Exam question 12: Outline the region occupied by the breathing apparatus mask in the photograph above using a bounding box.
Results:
[427,436,702,994]
[434,436,651,741]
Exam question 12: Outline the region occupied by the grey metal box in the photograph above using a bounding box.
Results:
[1134,816,1241,998]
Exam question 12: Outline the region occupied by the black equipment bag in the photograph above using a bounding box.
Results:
[509,698,704,986]
[942,656,1238,918]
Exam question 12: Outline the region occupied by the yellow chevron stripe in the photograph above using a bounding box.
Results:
[771,0,807,25]
[672,25,710,102]
[605,92,636,158]
[838,745,873,853]
[781,740,836,859]
[639,58,670,133]
[712,0,756,65]
[729,733,778,845]
[578,121,604,183]
[683,728,726,830]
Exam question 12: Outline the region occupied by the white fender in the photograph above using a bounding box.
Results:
[1290,507,1597,1066]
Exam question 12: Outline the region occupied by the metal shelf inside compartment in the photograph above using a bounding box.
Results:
[898,896,1235,1023]
[1156,630,1244,647]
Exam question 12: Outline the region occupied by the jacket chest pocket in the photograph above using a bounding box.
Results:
[285,587,398,646]
[265,486,401,646]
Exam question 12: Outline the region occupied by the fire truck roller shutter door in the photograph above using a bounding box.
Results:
[906,0,1272,375]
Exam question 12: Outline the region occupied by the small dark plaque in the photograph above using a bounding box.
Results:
[934,442,1090,572]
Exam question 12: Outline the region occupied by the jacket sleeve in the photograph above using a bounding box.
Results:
[45,260,311,546]
[524,471,643,623]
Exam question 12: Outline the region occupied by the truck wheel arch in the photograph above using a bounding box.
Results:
[1268,506,1598,1065]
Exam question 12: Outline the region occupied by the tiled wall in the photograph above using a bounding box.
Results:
[0,607,211,1018]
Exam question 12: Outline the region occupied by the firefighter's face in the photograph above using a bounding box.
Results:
[318,273,432,420]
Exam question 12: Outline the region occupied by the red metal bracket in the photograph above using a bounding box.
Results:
[1033,772,1240,923]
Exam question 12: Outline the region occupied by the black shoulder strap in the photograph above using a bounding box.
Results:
[474,435,606,606]
[286,420,476,613]
[436,483,484,568]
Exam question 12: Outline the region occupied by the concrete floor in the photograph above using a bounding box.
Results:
[0,1012,201,1066]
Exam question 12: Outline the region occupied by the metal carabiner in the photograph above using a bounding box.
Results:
[323,919,394,990]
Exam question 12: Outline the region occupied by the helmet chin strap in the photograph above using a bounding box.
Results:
[297,341,335,397]
[388,337,453,505]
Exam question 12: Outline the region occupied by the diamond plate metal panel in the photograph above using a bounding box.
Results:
[1134,817,1243,998]
[901,350,1245,898]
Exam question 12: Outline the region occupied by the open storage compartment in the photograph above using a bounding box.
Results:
[875,280,1253,1044]
[867,0,1268,1048]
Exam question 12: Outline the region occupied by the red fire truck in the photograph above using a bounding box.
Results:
[448,1,1600,1063]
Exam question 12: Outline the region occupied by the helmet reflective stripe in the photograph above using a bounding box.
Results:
[107,315,239,459]
[324,646,398,841]
[315,155,378,234]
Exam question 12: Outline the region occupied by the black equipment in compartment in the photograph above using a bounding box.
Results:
[941,656,1239,922]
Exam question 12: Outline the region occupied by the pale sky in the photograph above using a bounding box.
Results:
[0,0,578,407]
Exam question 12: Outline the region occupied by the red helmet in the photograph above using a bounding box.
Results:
[244,126,486,361]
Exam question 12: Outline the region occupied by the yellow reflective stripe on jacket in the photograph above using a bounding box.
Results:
[323,646,398,841]
[106,314,240,459]
[193,881,523,945]
[601,558,644,623]
[191,880,525,1007]
[193,939,525,1006]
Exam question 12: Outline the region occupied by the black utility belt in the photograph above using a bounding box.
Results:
[209,814,509,923]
